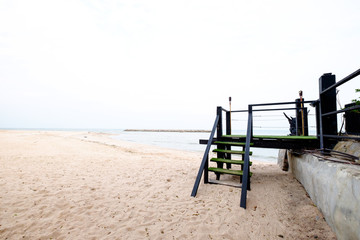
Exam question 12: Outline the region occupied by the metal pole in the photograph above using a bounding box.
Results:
[299,91,305,136]
[229,97,232,134]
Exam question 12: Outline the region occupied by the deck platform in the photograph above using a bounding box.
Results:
[200,135,320,149]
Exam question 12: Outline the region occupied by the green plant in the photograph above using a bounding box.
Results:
[352,89,360,105]
[345,89,360,134]
[349,89,360,113]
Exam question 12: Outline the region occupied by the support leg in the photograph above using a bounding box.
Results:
[240,164,243,183]
[226,146,232,169]
[247,165,251,191]
[216,161,223,180]
[204,155,209,184]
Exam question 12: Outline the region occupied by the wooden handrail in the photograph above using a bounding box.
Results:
[191,114,220,197]
[240,105,253,209]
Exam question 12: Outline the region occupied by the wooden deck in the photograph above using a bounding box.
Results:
[200,135,319,149]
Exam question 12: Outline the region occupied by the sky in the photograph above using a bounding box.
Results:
[1,0,359,130]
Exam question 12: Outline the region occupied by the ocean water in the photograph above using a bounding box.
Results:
[111,129,284,163]
[2,128,284,163]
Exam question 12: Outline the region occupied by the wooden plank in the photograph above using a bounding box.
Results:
[208,167,253,177]
[214,141,254,146]
[201,138,320,149]
[208,179,242,188]
[213,149,253,155]
[210,158,252,166]
[223,134,318,140]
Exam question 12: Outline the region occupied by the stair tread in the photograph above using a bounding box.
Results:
[213,149,253,155]
[210,158,252,166]
[208,167,253,176]
[215,141,254,146]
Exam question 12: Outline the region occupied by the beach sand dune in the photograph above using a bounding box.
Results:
[0,130,335,239]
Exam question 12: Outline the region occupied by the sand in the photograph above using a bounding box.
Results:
[0,130,336,239]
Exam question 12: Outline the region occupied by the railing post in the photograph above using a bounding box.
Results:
[319,73,337,148]
[250,109,253,140]
[314,101,320,137]
[216,106,224,179]
[303,106,308,136]
[295,98,309,136]
[226,111,231,135]
[225,111,232,168]
[216,106,223,137]
[295,99,301,136]
[240,105,253,209]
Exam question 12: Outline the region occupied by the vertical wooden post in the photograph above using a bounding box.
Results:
[216,106,223,138]
[295,98,309,136]
[226,111,231,136]
[240,105,253,209]
[319,73,337,149]
[299,91,305,136]
[295,98,301,136]
[216,107,223,180]
[204,155,209,184]
[303,107,308,136]
[314,101,320,137]
[225,111,232,168]
[229,96,232,134]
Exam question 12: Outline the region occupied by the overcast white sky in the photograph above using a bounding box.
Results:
[1,0,359,129]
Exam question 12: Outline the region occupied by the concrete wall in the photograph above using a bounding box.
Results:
[287,151,360,240]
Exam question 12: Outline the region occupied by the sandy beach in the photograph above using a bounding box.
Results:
[0,130,336,239]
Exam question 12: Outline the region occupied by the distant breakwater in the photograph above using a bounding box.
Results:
[124,129,211,133]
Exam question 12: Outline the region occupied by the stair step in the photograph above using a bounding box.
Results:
[213,149,253,155]
[215,141,254,146]
[210,158,252,166]
[208,167,253,177]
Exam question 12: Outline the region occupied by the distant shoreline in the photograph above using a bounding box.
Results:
[124,129,211,133]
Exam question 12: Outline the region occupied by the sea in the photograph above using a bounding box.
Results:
[3,128,294,163]
[108,128,292,163]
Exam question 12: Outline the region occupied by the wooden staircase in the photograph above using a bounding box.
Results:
[207,139,253,190]
[191,106,253,209]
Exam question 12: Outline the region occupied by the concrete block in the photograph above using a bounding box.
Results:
[288,152,360,240]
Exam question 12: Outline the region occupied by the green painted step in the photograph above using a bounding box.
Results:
[208,167,253,177]
[214,141,254,146]
[210,158,252,166]
[213,149,253,155]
